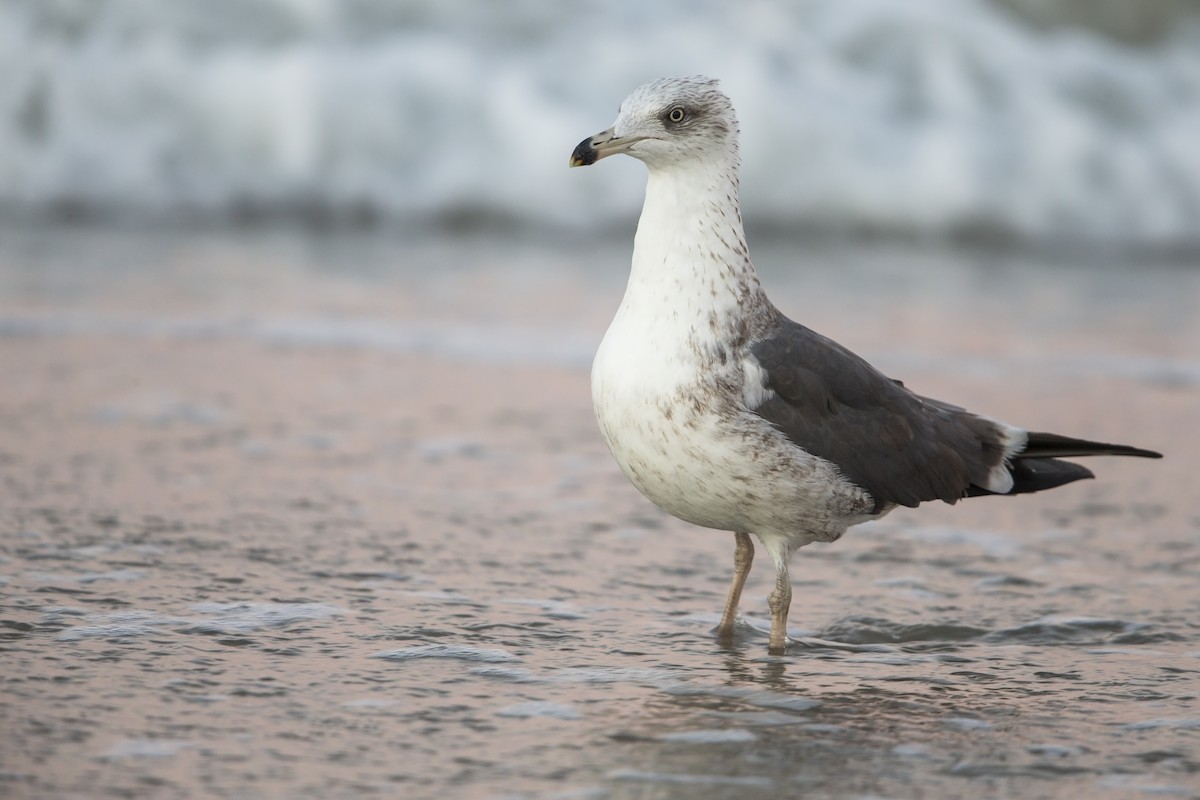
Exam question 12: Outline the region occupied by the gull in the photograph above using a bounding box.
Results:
[569,76,1162,655]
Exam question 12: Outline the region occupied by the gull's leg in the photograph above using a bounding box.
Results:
[766,562,792,656]
[716,531,754,638]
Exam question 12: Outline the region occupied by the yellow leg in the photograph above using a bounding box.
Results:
[766,564,792,655]
[716,532,754,637]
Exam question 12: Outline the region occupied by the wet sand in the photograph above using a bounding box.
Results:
[1,228,1198,799]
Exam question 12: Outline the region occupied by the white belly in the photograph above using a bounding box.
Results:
[590,313,872,543]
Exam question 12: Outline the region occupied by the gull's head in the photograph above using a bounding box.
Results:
[570,76,738,171]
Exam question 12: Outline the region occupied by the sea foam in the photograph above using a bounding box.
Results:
[2,1,1198,247]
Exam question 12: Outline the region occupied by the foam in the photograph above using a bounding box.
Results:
[2,1,1198,246]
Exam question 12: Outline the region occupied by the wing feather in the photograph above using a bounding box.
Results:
[749,318,1008,512]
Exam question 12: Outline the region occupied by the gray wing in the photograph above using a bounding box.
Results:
[749,317,1009,512]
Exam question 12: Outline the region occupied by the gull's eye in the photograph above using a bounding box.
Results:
[667,106,686,124]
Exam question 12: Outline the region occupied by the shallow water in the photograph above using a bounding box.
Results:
[0,228,1198,799]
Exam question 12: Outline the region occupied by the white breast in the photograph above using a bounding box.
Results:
[592,314,870,545]
[593,254,862,539]
[590,164,875,545]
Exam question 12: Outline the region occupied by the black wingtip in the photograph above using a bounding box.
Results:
[1010,458,1095,494]
[1022,432,1162,460]
[965,457,1095,498]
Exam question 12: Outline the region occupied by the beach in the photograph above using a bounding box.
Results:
[1,227,1197,798]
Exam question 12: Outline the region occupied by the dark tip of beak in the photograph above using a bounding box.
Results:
[569,137,598,168]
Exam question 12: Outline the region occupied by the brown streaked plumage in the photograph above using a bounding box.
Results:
[572,76,1162,655]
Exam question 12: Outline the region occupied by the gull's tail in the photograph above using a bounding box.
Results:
[968,432,1162,497]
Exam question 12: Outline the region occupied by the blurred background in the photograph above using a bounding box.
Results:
[4,3,1200,798]
[3,0,1200,248]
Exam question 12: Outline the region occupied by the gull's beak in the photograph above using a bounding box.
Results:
[569,127,640,167]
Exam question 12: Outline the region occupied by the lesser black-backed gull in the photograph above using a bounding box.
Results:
[569,76,1162,655]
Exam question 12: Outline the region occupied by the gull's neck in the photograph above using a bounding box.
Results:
[621,159,769,347]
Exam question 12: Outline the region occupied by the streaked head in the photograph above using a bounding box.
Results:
[569,76,739,171]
